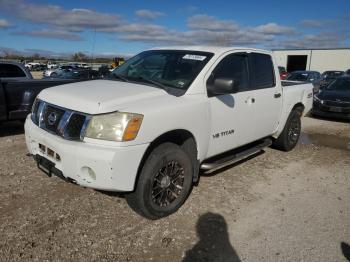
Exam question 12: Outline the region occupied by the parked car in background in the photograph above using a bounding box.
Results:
[318,70,344,90]
[25,62,47,71]
[69,63,91,69]
[47,61,58,69]
[47,68,100,80]
[98,64,112,78]
[43,65,77,78]
[285,70,322,93]
[285,71,321,82]
[25,46,313,219]
[313,75,350,120]
[0,61,33,80]
[278,66,288,80]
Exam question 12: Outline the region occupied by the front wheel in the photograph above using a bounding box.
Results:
[272,110,301,151]
[126,143,193,219]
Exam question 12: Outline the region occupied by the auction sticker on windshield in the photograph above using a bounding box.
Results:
[183,54,207,61]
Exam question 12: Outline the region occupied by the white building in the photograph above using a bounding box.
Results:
[273,48,350,73]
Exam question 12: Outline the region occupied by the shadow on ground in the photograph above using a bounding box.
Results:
[0,121,24,137]
[183,212,241,262]
[341,242,350,261]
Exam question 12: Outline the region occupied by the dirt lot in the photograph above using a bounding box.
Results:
[31,71,43,79]
[0,117,349,262]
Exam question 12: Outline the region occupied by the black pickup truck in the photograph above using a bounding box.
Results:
[0,78,81,122]
[0,62,82,122]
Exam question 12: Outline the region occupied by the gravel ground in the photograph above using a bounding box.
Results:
[0,116,349,262]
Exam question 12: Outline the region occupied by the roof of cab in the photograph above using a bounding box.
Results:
[150,46,272,55]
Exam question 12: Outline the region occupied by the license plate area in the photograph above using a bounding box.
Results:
[329,107,342,113]
[36,154,55,177]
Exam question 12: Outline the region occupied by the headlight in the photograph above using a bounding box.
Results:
[85,112,143,142]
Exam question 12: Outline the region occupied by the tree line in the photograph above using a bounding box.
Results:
[0,51,114,64]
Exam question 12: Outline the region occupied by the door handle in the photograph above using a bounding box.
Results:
[245,97,255,104]
[274,93,282,98]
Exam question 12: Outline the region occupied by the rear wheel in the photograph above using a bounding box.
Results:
[126,143,193,219]
[272,110,301,151]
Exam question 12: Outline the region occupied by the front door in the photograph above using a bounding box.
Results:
[206,53,256,158]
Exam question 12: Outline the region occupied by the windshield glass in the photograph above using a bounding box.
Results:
[322,71,344,80]
[111,50,214,90]
[326,78,350,91]
[286,72,309,81]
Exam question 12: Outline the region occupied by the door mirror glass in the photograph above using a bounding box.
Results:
[208,77,238,96]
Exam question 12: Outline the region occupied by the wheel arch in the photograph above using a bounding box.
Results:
[292,102,305,116]
[134,129,200,190]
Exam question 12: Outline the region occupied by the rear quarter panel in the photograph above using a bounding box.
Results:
[274,83,313,137]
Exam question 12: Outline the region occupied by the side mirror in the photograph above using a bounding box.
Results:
[208,77,238,96]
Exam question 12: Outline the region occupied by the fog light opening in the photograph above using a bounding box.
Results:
[81,166,96,183]
[39,143,46,153]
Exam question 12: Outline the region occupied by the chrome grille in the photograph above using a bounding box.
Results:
[31,100,90,141]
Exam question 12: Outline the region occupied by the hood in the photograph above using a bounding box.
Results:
[317,89,350,102]
[38,79,167,114]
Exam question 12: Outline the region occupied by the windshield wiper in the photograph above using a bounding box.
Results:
[136,76,169,91]
[110,73,129,82]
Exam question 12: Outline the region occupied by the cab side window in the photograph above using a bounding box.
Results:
[249,53,275,89]
[207,53,249,96]
[0,64,26,78]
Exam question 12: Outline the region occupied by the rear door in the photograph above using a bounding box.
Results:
[248,53,282,139]
[206,52,256,157]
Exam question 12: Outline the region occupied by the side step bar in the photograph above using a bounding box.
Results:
[201,138,272,173]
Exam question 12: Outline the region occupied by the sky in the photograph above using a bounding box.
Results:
[0,0,349,58]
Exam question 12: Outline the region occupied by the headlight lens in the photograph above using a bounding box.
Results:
[85,112,143,142]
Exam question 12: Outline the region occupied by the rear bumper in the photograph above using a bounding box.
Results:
[25,116,149,192]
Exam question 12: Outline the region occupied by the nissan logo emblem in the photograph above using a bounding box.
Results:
[47,112,58,125]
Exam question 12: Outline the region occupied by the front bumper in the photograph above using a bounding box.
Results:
[312,102,350,120]
[25,116,149,192]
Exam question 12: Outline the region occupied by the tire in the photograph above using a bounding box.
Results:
[50,72,57,78]
[126,143,193,219]
[272,110,301,152]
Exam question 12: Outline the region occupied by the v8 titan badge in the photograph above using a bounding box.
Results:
[212,129,235,139]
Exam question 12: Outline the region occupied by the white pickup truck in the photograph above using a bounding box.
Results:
[25,46,313,219]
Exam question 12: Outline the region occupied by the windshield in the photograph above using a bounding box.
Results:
[322,71,344,80]
[286,72,309,81]
[326,78,350,91]
[110,50,213,91]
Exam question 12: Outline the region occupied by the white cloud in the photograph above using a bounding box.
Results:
[0,18,11,28]
[135,9,165,20]
[299,19,335,28]
[187,15,239,31]
[12,29,83,41]
[282,32,346,49]
[254,23,294,35]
